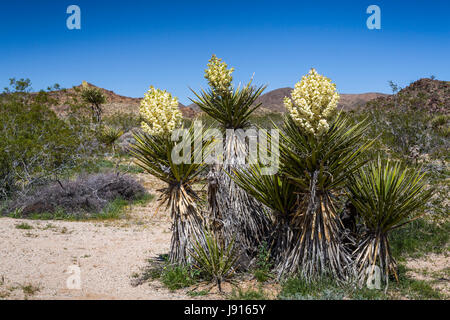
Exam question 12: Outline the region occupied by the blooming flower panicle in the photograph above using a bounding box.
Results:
[140,86,182,136]
[204,54,234,94]
[284,68,340,136]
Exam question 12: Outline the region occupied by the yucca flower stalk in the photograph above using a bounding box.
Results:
[347,158,432,286]
[129,86,208,265]
[279,69,374,279]
[190,55,271,268]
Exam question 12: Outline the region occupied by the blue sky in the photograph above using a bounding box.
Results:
[0,0,449,104]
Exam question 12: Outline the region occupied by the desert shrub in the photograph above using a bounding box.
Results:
[253,241,272,282]
[349,105,449,161]
[133,255,201,291]
[278,275,390,300]
[279,276,346,300]
[4,173,147,218]
[103,112,142,132]
[250,112,284,128]
[160,265,200,291]
[229,286,269,300]
[389,219,449,259]
[278,266,443,300]
[0,80,86,199]
[431,114,449,128]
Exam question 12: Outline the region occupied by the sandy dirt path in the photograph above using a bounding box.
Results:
[0,197,192,299]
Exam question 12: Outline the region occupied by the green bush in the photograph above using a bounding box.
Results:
[348,106,448,161]
[160,265,200,291]
[0,80,84,199]
[103,112,142,132]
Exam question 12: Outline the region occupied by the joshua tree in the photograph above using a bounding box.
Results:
[388,80,401,109]
[190,55,271,268]
[81,83,107,123]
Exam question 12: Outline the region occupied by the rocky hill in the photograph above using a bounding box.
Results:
[48,82,194,118]
[366,78,450,113]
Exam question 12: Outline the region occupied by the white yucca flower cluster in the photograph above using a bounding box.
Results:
[204,54,234,93]
[140,86,182,136]
[284,68,340,136]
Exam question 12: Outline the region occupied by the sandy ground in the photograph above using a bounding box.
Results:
[0,213,193,299]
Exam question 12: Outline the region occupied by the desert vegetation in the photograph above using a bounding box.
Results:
[0,56,448,300]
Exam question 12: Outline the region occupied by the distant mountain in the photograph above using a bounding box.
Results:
[338,92,390,111]
[46,78,448,120]
[254,87,292,113]
[188,87,388,114]
[48,82,194,118]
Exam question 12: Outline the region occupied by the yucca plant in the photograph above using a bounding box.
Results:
[231,162,299,277]
[347,158,432,286]
[279,113,373,279]
[190,55,270,268]
[190,229,239,292]
[98,125,123,152]
[129,86,210,265]
[130,125,209,264]
[80,84,107,123]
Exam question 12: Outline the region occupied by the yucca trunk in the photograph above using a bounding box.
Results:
[271,215,297,276]
[164,184,206,265]
[207,133,270,269]
[354,232,397,287]
[277,172,352,279]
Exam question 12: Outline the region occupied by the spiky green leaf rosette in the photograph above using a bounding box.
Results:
[231,161,299,277]
[347,158,432,286]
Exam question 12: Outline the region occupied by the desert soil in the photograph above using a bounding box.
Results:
[0,205,191,299]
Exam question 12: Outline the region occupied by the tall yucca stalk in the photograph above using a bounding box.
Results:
[347,158,432,286]
[129,125,209,265]
[190,79,271,268]
[231,162,299,276]
[279,114,373,279]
